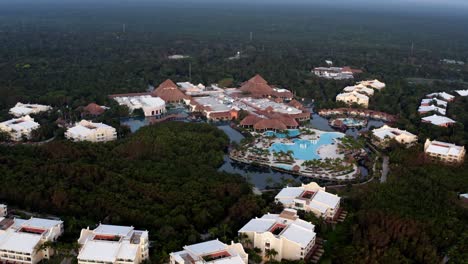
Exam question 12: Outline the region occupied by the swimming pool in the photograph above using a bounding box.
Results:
[264,129,301,138]
[273,164,293,170]
[269,132,343,160]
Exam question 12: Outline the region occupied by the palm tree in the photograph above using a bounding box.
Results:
[265,248,279,261]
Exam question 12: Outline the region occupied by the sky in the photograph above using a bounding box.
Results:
[0,0,467,13]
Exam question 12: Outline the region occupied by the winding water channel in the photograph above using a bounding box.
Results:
[122,112,378,190]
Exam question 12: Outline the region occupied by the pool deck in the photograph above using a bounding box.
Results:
[232,128,361,181]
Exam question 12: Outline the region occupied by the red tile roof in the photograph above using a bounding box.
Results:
[240,115,264,126]
[152,79,187,103]
[83,103,105,116]
[288,99,303,109]
[240,74,274,97]
[254,119,288,131]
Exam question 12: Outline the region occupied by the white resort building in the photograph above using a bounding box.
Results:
[424,139,465,163]
[9,103,52,117]
[0,115,40,141]
[77,224,150,264]
[426,92,455,102]
[0,205,6,217]
[0,217,64,264]
[170,239,248,264]
[238,209,316,261]
[336,91,369,107]
[312,67,361,80]
[343,84,375,96]
[421,114,456,127]
[357,79,386,90]
[371,125,418,146]
[113,95,166,117]
[66,120,117,142]
[418,105,446,115]
[275,183,341,220]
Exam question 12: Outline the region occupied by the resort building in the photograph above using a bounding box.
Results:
[188,95,239,121]
[312,66,362,80]
[426,92,455,102]
[420,98,448,108]
[151,79,187,104]
[371,125,418,147]
[357,79,386,90]
[9,103,52,117]
[421,114,456,127]
[275,183,341,220]
[0,205,6,217]
[418,105,446,115]
[113,95,166,117]
[238,209,316,261]
[83,103,106,117]
[177,82,224,97]
[0,115,40,141]
[77,224,150,264]
[336,91,369,107]
[455,90,468,97]
[343,84,374,96]
[239,74,293,99]
[424,139,465,163]
[318,108,396,122]
[170,239,248,264]
[0,217,64,264]
[65,120,117,142]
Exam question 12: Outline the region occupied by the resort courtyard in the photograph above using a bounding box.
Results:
[230,128,366,181]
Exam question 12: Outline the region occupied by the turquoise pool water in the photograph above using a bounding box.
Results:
[270,132,343,160]
[339,118,366,127]
[264,129,301,138]
[273,164,292,170]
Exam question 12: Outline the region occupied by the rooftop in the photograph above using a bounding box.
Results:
[421,115,456,126]
[239,210,316,248]
[425,140,465,156]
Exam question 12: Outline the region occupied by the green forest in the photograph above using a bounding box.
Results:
[0,122,264,261]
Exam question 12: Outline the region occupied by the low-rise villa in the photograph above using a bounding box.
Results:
[274,183,341,220]
[238,209,316,261]
[424,139,465,163]
[420,98,448,108]
[426,92,455,102]
[455,90,468,96]
[9,102,52,117]
[418,105,446,115]
[335,80,386,108]
[77,224,150,264]
[357,79,386,90]
[65,120,117,142]
[343,84,374,96]
[0,216,64,264]
[336,91,369,107]
[312,66,362,80]
[0,204,6,217]
[0,115,40,141]
[421,114,456,127]
[371,125,418,147]
[170,239,248,264]
[113,95,166,117]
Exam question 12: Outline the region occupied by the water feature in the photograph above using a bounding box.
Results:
[270,132,343,160]
[121,116,151,132]
[217,125,300,189]
[264,129,301,138]
[310,114,385,138]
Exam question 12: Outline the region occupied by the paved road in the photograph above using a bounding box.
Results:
[381,156,389,183]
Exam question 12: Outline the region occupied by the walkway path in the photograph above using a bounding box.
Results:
[381,156,389,183]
